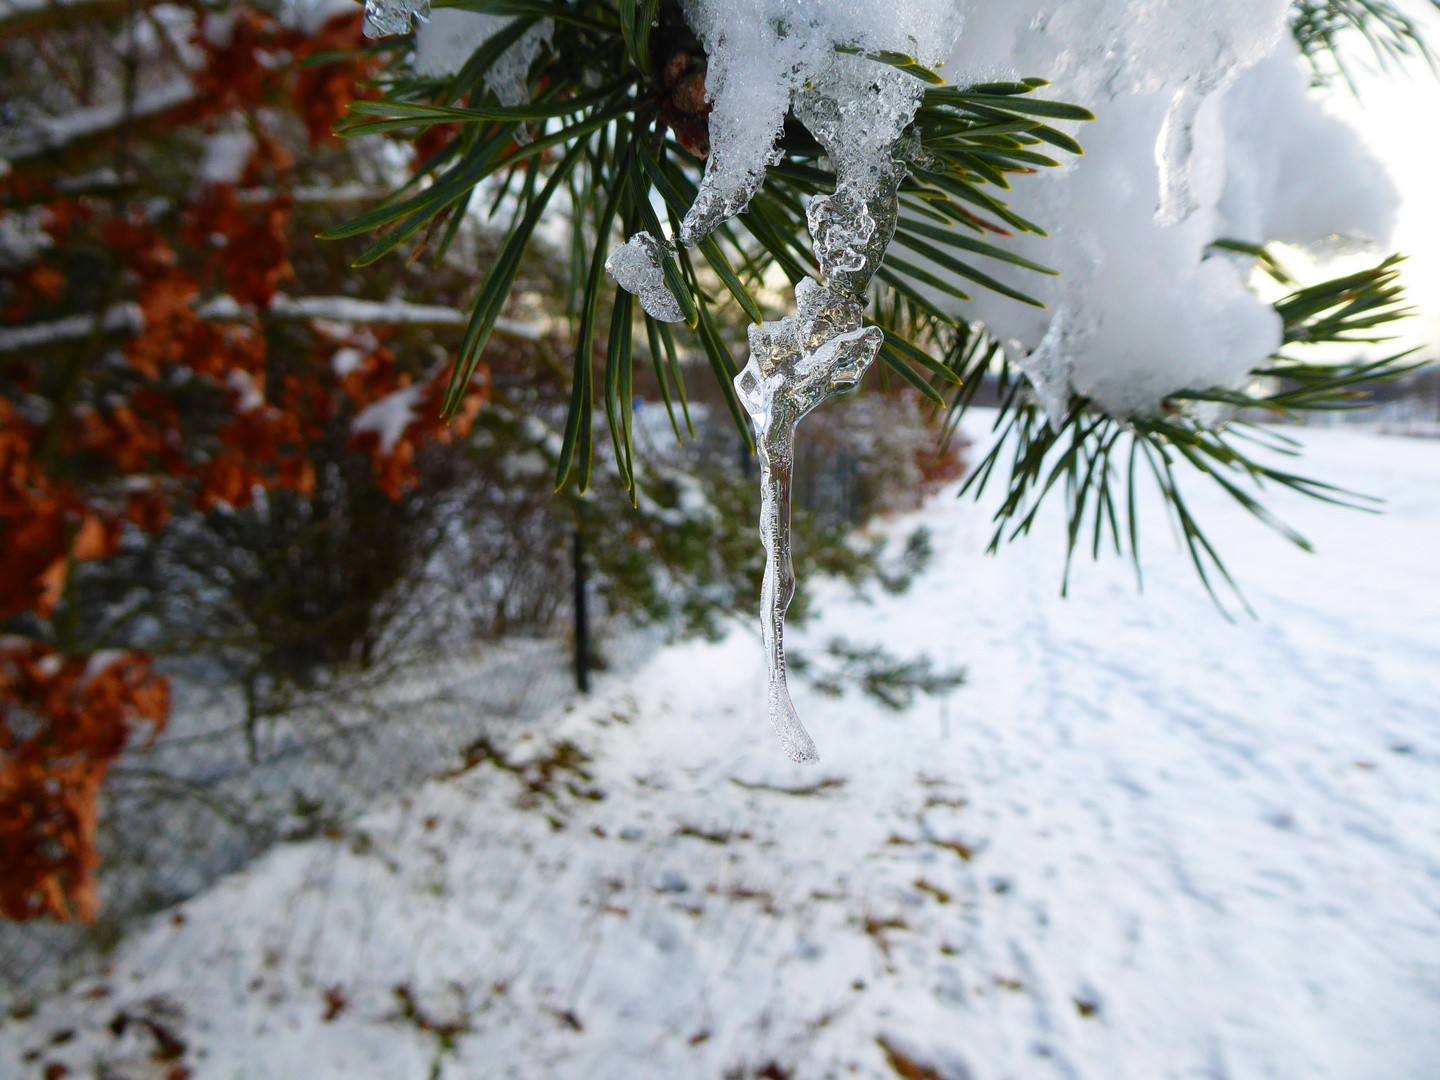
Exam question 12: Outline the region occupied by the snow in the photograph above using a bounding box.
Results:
[7,418,1439,1079]
[290,0,358,35]
[1218,52,1400,251]
[0,298,539,352]
[413,9,553,109]
[80,650,127,685]
[932,7,1399,423]
[0,79,194,163]
[351,383,423,452]
[677,0,960,246]
[201,294,545,338]
[198,132,254,185]
[265,294,473,327]
[224,368,265,412]
[330,346,367,378]
[0,303,143,352]
[0,0,69,16]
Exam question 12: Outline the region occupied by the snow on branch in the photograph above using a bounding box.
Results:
[0,297,544,354]
[0,79,195,164]
[0,303,143,352]
[0,0,168,42]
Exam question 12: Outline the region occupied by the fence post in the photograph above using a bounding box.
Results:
[573,527,590,693]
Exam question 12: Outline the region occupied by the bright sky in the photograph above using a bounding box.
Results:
[1317,5,1440,362]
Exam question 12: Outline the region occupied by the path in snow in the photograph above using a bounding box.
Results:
[3,420,1438,1080]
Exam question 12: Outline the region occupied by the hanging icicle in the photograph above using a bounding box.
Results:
[606,6,958,759]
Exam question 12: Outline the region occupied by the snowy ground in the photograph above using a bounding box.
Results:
[4,417,1439,1080]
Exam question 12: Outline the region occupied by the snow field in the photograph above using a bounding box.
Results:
[3,417,1438,1079]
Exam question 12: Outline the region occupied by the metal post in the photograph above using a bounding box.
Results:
[572,527,590,694]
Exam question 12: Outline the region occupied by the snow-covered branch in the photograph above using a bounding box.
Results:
[0,79,195,164]
[0,297,544,354]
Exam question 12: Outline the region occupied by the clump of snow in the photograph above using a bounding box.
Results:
[198,132,254,185]
[79,649,126,686]
[1217,51,1399,250]
[604,233,684,323]
[2,79,194,162]
[0,208,53,272]
[413,9,553,108]
[971,90,1290,422]
[352,384,424,452]
[676,0,961,246]
[224,369,266,413]
[290,0,359,35]
[0,304,144,352]
[949,0,1289,227]
[330,346,367,378]
[927,9,1399,424]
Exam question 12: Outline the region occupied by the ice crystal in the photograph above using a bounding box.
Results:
[363,0,428,39]
[1154,83,1208,228]
[1015,308,1083,429]
[604,233,685,323]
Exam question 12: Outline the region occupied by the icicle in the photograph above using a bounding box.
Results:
[606,34,937,758]
[1016,315,1075,432]
[735,285,882,761]
[730,76,911,760]
[364,0,429,39]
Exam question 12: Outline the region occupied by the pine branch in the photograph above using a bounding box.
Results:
[924,252,1424,614]
[1290,0,1440,89]
[321,1,1089,493]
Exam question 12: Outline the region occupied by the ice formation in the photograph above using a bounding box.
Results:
[363,0,428,39]
[670,2,960,760]
[735,281,883,762]
[675,0,961,246]
[596,7,962,759]
[604,234,685,323]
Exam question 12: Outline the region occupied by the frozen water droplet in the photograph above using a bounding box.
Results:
[605,233,684,323]
[364,0,429,38]
[808,193,875,275]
